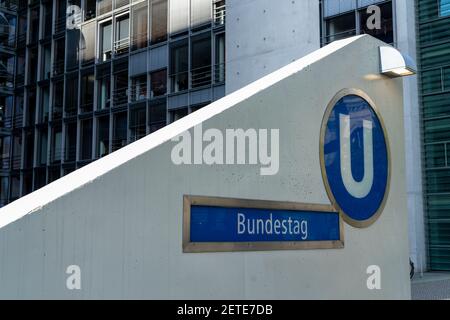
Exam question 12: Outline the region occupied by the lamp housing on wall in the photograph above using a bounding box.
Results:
[379,46,417,78]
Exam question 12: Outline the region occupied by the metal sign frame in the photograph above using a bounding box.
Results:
[183,195,345,253]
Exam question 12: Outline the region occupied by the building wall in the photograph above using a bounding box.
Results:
[0,0,225,208]
[0,36,411,299]
[417,0,450,271]
[394,0,426,273]
[225,0,320,94]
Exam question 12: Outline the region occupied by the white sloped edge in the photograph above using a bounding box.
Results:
[0,35,364,230]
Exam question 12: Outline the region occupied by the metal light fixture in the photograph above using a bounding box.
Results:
[379,46,417,78]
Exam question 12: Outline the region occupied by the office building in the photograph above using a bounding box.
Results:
[1,0,450,273]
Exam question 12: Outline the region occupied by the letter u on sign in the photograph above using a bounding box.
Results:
[339,114,374,199]
[320,89,390,228]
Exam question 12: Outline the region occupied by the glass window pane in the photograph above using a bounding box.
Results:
[85,0,96,20]
[191,0,211,27]
[325,13,356,44]
[191,34,212,88]
[132,3,148,50]
[170,0,188,34]
[98,0,112,16]
[131,75,147,102]
[170,40,188,93]
[150,69,167,97]
[81,22,96,64]
[360,2,394,44]
[80,119,93,160]
[112,112,127,151]
[101,21,112,61]
[97,116,110,157]
[152,0,168,44]
[130,107,146,141]
[115,16,129,55]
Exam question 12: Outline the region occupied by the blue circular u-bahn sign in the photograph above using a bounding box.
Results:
[320,89,390,228]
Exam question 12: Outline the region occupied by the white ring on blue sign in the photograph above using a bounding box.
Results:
[320,89,391,228]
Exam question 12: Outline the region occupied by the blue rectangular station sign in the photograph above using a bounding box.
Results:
[183,196,344,253]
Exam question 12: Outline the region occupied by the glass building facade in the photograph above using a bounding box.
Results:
[0,0,226,207]
[417,0,450,271]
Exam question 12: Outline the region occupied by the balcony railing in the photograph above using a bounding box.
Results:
[11,154,20,170]
[322,29,357,46]
[130,85,147,102]
[52,106,63,120]
[0,115,12,129]
[16,32,25,47]
[65,144,76,162]
[170,71,188,93]
[80,102,93,114]
[0,155,10,170]
[113,87,128,106]
[130,128,146,142]
[53,60,65,76]
[65,107,77,118]
[12,113,22,128]
[114,37,130,55]
[214,1,226,26]
[131,33,147,51]
[111,138,127,152]
[55,16,66,34]
[0,72,14,91]
[191,65,212,88]
[50,147,62,163]
[0,32,16,50]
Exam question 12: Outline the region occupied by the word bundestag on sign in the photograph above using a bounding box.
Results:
[183,88,390,253]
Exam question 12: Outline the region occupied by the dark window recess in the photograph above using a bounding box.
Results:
[149,101,166,133]
[170,40,189,93]
[324,13,356,45]
[55,0,67,34]
[9,176,20,202]
[150,69,167,98]
[65,76,79,117]
[66,29,81,70]
[169,107,188,123]
[130,107,146,142]
[11,134,22,170]
[22,173,33,196]
[191,35,212,88]
[131,75,147,102]
[48,166,61,183]
[51,126,63,163]
[98,75,111,110]
[0,136,11,170]
[53,81,64,120]
[26,90,36,126]
[113,71,129,106]
[97,116,110,158]
[80,119,93,160]
[80,73,95,113]
[85,0,96,20]
[112,112,127,151]
[65,122,77,162]
[39,86,50,123]
[34,168,47,190]
[53,38,66,76]
[24,130,34,169]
